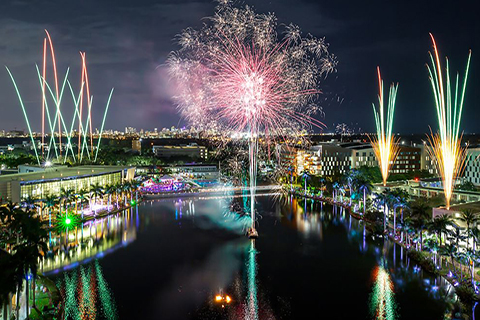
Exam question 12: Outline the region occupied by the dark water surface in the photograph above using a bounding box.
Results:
[44,195,464,319]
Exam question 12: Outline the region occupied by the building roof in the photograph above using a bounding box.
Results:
[0,165,133,184]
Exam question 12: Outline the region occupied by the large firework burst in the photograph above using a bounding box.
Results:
[370,67,400,187]
[426,34,471,210]
[168,1,336,231]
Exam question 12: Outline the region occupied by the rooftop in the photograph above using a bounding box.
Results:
[0,165,132,184]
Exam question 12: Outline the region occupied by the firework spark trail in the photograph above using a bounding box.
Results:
[168,2,336,231]
[370,67,400,186]
[426,34,471,210]
[7,30,114,164]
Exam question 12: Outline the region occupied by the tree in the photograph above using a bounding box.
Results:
[439,243,458,274]
[391,189,410,232]
[44,195,58,228]
[59,187,75,213]
[429,214,453,246]
[76,189,90,219]
[409,200,430,250]
[456,180,476,192]
[459,209,478,250]
[356,175,373,214]
[90,183,104,209]
[301,170,310,196]
[375,189,394,232]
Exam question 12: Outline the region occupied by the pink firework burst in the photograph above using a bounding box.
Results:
[167,2,336,139]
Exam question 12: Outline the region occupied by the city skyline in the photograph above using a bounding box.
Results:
[0,0,478,134]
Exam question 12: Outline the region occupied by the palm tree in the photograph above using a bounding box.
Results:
[391,189,409,232]
[76,189,90,219]
[90,183,104,209]
[448,226,466,252]
[409,200,430,249]
[430,214,453,246]
[21,196,37,212]
[440,243,458,274]
[459,209,478,250]
[44,195,57,228]
[375,190,392,232]
[114,183,123,208]
[301,170,310,196]
[286,166,295,191]
[356,176,373,214]
[130,180,142,203]
[59,187,74,213]
[345,170,359,206]
[104,184,114,208]
[0,251,18,320]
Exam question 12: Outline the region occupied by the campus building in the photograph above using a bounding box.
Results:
[464,147,480,185]
[279,141,424,177]
[0,165,135,203]
[152,143,208,160]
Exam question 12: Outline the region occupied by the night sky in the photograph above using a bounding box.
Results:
[0,0,478,134]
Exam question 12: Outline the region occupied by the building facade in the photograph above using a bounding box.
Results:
[0,166,135,203]
[152,143,208,160]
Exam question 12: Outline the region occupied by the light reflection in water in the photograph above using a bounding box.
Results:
[246,239,258,320]
[370,262,397,320]
[41,207,138,274]
[58,260,117,320]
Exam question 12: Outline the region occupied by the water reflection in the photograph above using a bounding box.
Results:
[282,196,460,318]
[370,262,397,320]
[57,260,117,320]
[41,207,138,274]
[44,195,464,319]
[245,240,258,320]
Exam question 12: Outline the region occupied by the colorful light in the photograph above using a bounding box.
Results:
[425,34,471,210]
[168,2,336,231]
[369,263,397,320]
[370,67,400,186]
[6,30,114,164]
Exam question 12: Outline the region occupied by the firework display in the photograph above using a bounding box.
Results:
[168,2,336,232]
[6,30,114,165]
[370,67,400,186]
[425,34,471,210]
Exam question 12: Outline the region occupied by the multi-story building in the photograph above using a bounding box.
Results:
[0,165,135,203]
[278,140,424,177]
[464,147,480,185]
[152,143,208,160]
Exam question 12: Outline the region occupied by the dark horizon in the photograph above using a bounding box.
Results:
[0,0,478,134]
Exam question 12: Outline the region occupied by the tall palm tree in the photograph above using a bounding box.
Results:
[104,184,114,208]
[345,170,359,206]
[59,187,74,213]
[286,166,295,191]
[0,251,18,320]
[409,203,430,250]
[76,189,90,219]
[429,214,453,246]
[301,170,310,196]
[21,196,37,212]
[114,183,123,208]
[447,226,466,251]
[130,180,142,203]
[356,176,373,214]
[90,183,104,208]
[375,190,392,232]
[44,195,57,228]
[459,209,478,250]
[440,243,458,274]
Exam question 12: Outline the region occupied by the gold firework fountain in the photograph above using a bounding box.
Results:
[370,67,400,186]
[426,34,471,210]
